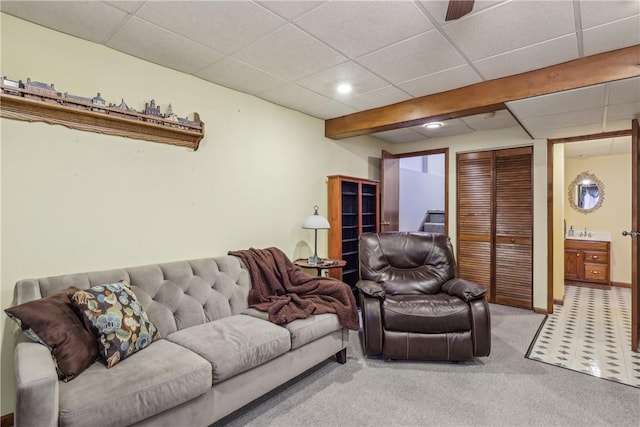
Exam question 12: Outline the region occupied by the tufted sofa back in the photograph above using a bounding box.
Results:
[359,232,456,295]
[22,256,251,338]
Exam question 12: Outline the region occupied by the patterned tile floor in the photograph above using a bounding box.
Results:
[526,284,640,388]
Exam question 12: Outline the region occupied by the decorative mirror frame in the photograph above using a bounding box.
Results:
[567,170,605,214]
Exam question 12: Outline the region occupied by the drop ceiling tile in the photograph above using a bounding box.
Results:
[607,77,640,106]
[397,65,482,97]
[357,30,465,84]
[507,85,606,119]
[107,17,224,75]
[414,119,472,138]
[564,139,615,158]
[418,0,503,26]
[0,1,128,43]
[294,1,433,58]
[461,110,519,131]
[296,62,388,99]
[195,57,288,95]
[605,118,637,132]
[521,107,604,131]
[135,1,286,55]
[607,101,640,122]
[443,0,575,61]
[257,83,332,112]
[582,14,640,55]
[529,123,605,140]
[372,128,426,144]
[299,100,357,120]
[342,86,412,111]
[610,137,632,155]
[474,34,578,80]
[104,1,145,14]
[579,0,640,29]
[234,25,346,81]
[421,124,474,138]
[257,1,326,20]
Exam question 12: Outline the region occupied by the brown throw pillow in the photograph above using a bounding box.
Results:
[5,286,98,381]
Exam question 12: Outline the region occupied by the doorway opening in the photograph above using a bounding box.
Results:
[398,153,446,232]
[547,128,638,352]
[381,148,448,235]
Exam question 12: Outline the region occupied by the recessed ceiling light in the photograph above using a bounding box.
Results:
[423,122,443,129]
[336,83,352,94]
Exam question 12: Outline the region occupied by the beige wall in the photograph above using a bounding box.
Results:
[564,153,633,284]
[0,15,386,415]
[389,127,549,310]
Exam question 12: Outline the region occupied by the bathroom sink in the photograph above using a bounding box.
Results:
[566,231,611,242]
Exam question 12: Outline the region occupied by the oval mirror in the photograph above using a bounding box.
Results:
[567,170,605,214]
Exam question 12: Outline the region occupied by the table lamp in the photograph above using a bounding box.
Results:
[302,205,330,265]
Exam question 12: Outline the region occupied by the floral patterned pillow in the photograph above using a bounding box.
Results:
[71,281,160,368]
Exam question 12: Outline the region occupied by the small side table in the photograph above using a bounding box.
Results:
[294,258,346,277]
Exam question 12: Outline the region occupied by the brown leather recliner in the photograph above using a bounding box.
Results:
[357,232,491,361]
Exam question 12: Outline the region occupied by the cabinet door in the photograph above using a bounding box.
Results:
[494,147,533,309]
[564,248,581,280]
[457,151,494,297]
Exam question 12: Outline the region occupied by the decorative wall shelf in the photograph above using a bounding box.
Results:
[0,92,204,150]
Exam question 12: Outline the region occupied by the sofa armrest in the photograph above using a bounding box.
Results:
[441,278,487,302]
[15,341,59,427]
[355,280,386,298]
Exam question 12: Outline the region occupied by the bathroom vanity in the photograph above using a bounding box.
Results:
[564,238,611,286]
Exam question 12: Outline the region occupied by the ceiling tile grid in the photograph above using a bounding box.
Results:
[1,0,638,146]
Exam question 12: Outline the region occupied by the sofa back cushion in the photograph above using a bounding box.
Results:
[28,256,251,337]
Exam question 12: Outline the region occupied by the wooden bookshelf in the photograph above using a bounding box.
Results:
[327,175,380,290]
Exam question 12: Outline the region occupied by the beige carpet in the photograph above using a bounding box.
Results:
[214,304,639,427]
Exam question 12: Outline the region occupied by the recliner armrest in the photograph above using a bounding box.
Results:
[442,278,487,302]
[356,280,385,298]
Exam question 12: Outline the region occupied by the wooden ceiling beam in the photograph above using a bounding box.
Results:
[325,45,640,140]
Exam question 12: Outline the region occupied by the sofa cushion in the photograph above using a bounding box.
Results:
[382,293,472,334]
[284,314,342,350]
[5,287,98,381]
[166,315,291,383]
[58,339,211,427]
[70,281,161,368]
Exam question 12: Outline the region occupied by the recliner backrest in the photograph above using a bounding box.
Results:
[359,232,456,295]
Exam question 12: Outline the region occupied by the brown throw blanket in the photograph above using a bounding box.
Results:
[228,247,359,330]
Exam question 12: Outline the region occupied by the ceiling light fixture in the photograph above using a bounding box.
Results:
[423,122,443,129]
[336,83,352,94]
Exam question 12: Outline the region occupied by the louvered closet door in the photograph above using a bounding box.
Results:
[494,147,533,309]
[457,151,494,298]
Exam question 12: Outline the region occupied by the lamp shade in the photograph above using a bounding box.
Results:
[302,205,330,230]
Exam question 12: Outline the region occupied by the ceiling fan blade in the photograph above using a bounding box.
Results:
[445,0,475,21]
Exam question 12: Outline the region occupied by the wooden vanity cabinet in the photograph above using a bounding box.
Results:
[564,239,610,286]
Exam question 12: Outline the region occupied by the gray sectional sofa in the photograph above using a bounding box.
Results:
[11,255,350,427]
